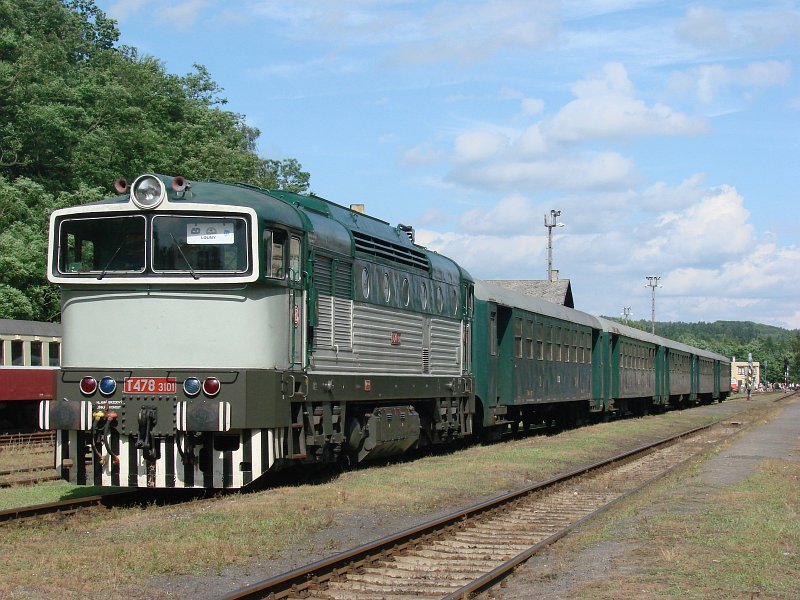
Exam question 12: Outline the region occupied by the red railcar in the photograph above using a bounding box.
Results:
[0,320,61,431]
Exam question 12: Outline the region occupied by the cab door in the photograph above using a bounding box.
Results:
[287,234,305,370]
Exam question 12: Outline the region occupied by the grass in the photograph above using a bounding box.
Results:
[644,460,800,598]
[539,399,797,599]
[0,394,787,599]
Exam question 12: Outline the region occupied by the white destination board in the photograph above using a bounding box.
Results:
[186,222,235,245]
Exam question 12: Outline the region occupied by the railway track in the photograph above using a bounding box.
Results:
[0,487,215,524]
[0,464,60,488]
[0,431,54,449]
[0,491,140,523]
[224,418,744,600]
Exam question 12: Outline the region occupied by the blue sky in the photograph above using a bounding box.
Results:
[100,1,800,328]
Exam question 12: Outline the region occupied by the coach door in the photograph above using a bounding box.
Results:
[495,305,514,404]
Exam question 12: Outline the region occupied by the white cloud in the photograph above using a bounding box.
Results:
[416,177,800,327]
[442,63,707,193]
[675,6,733,49]
[545,63,708,141]
[520,98,545,116]
[453,131,509,163]
[403,144,446,166]
[458,194,540,235]
[247,0,560,65]
[161,0,212,26]
[669,60,791,104]
[639,174,708,212]
[107,0,151,21]
[676,5,800,51]
[450,151,637,191]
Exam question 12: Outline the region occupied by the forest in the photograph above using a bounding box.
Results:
[1,1,798,381]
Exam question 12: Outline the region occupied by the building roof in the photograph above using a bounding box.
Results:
[485,279,574,308]
[0,319,62,338]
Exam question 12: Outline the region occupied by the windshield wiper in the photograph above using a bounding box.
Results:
[170,233,199,280]
[97,242,124,280]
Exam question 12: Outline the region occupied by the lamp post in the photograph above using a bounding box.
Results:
[645,276,661,334]
[621,307,632,323]
[544,209,564,282]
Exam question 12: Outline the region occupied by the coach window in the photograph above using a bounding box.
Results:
[49,343,60,367]
[11,340,23,366]
[30,341,42,366]
[514,318,523,358]
[556,328,562,361]
[490,311,497,356]
[526,320,534,359]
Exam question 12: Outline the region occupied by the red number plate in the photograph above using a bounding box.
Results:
[123,377,177,395]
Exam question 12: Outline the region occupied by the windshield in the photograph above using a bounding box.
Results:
[152,216,248,273]
[54,213,250,278]
[58,216,146,275]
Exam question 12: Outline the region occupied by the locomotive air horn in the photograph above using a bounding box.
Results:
[171,175,190,192]
[113,178,130,194]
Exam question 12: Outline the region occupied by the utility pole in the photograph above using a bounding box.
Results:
[645,276,661,334]
[544,209,564,282]
[621,307,632,323]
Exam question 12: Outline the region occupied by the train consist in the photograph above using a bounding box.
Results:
[39,174,730,489]
[0,319,61,431]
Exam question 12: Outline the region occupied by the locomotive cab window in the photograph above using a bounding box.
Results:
[57,215,146,275]
[289,236,301,281]
[153,216,248,274]
[265,230,286,278]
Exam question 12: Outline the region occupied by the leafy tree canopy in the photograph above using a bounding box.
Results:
[0,0,310,320]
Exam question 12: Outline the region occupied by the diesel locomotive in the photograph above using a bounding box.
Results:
[39,174,730,489]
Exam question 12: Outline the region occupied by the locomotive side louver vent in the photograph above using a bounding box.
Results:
[352,231,429,271]
[422,348,430,374]
[314,255,353,351]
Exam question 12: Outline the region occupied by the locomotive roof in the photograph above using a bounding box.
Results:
[474,281,601,328]
[0,319,62,338]
[89,176,470,285]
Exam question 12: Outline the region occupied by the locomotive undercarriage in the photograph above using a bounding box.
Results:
[284,395,473,468]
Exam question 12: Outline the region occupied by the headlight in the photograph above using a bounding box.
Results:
[131,174,165,209]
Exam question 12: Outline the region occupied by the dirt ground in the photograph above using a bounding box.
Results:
[478,396,800,600]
